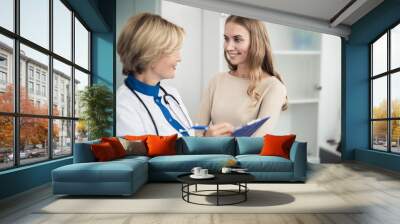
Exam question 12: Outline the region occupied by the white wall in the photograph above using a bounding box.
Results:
[161,1,224,118]
[318,34,341,151]
[115,0,161,89]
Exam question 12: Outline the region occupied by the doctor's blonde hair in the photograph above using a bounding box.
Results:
[224,15,288,111]
[117,13,185,75]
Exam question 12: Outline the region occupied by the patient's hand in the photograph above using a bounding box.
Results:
[205,123,234,137]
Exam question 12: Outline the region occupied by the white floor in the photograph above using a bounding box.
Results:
[1,162,400,224]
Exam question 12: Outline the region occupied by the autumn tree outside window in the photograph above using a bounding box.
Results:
[371,23,400,154]
[0,0,91,170]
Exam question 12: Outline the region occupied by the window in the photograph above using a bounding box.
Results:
[35,83,40,95]
[75,18,89,70]
[0,54,7,67]
[20,0,49,49]
[0,0,91,170]
[42,85,46,97]
[35,70,40,81]
[0,54,7,87]
[0,71,6,82]
[28,81,34,94]
[41,73,46,83]
[371,23,400,154]
[0,35,13,114]
[0,0,14,32]
[53,59,72,117]
[53,0,72,60]
[28,67,34,80]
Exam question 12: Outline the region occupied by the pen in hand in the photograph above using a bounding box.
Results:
[190,125,209,131]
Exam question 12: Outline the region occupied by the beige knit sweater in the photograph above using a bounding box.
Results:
[197,72,287,137]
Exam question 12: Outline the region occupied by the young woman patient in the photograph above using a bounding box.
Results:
[197,15,288,137]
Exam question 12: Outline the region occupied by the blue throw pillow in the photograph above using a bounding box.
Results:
[236,137,263,155]
[178,137,235,155]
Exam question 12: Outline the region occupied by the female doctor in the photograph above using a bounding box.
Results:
[116,13,233,137]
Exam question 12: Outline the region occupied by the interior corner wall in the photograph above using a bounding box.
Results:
[342,0,400,171]
[0,0,116,201]
[115,0,161,89]
[91,0,116,135]
[0,158,72,199]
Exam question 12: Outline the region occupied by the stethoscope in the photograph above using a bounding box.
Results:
[124,79,192,136]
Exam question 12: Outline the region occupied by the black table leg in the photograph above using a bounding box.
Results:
[217,184,219,206]
[245,183,247,201]
[195,184,197,192]
[187,184,190,202]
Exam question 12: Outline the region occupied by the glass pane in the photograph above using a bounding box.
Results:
[391,24,400,70]
[372,77,387,119]
[74,18,89,70]
[372,33,387,76]
[0,35,14,113]
[74,69,89,118]
[0,116,13,170]
[53,59,72,117]
[53,0,72,60]
[372,121,388,151]
[20,0,49,49]
[391,72,400,118]
[75,120,88,143]
[20,117,49,165]
[20,44,49,115]
[391,120,400,153]
[0,0,14,31]
[53,119,72,157]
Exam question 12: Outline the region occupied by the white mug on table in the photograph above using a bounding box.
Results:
[199,169,208,176]
[191,167,202,176]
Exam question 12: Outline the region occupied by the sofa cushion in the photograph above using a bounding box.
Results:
[146,134,178,157]
[235,137,263,155]
[91,142,118,161]
[148,154,235,172]
[74,139,101,163]
[177,137,236,155]
[113,155,150,166]
[118,138,147,156]
[101,137,127,158]
[52,158,147,183]
[236,155,293,172]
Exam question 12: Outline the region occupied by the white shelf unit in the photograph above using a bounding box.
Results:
[268,22,342,162]
[273,50,321,55]
[267,22,322,162]
[288,98,319,104]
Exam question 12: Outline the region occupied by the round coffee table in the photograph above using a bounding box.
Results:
[177,172,255,206]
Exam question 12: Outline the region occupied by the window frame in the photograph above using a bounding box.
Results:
[370,20,400,154]
[0,0,92,171]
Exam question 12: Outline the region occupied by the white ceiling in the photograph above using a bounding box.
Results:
[224,0,353,24]
[167,0,384,38]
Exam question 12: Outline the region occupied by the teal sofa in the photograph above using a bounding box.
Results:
[52,137,307,196]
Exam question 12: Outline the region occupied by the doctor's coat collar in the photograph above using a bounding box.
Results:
[126,74,160,97]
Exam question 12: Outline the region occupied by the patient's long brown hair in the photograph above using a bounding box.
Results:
[224,15,288,111]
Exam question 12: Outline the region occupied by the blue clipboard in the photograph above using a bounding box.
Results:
[232,116,270,137]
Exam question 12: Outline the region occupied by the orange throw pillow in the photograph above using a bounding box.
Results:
[146,134,178,157]
[124,135,155,141]
[101,137,127,158]
[260,134,296,159]
[91,142,117,161]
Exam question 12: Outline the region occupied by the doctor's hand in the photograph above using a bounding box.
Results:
[204,123,234,137]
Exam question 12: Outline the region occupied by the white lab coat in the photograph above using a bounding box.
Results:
[116,83,194,136]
